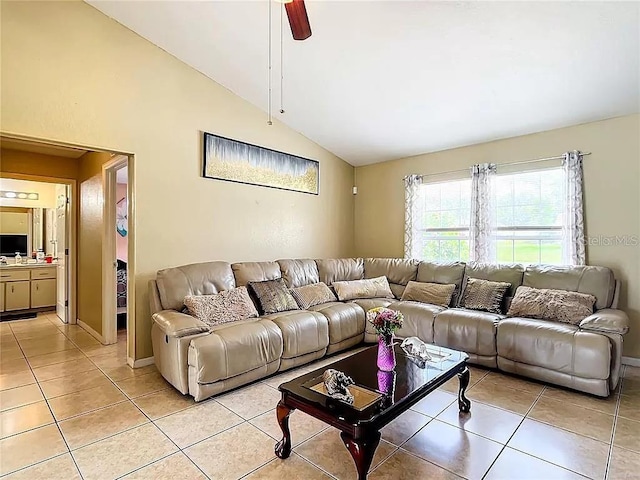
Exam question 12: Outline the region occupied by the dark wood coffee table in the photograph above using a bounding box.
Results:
[274,343,470,480]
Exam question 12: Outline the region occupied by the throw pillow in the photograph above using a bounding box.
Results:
[333,276,394,301]
[290,282,337,309]
[401,281,456,307]
[249,278,299,314]
[184,286,258,326]
[460,278,511,314]
[507,286,596,325]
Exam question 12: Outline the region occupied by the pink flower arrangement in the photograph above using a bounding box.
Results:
[367,307,404,339]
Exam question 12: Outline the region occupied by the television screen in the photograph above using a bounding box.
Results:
[0,235,28,257]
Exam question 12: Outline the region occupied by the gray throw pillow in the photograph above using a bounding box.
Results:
[249,278,299,314]
[460,278,511,314]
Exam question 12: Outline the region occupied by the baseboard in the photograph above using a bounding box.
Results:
[127,356,155,368]
[622,356,640,367]
[77,319,104,344]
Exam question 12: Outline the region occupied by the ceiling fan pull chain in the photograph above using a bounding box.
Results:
[280,1,285,115]
[267,0,273,125]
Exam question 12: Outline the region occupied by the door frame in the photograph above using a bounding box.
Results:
[0,132,137,366]
[0,172,77,325]
[102,155,133,347]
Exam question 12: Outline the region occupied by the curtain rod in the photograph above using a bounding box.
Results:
[403,151,592,181]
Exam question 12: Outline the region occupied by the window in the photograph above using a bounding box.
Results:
[416,178,471,262]
[494,168,564,264]
[413,165,568,265]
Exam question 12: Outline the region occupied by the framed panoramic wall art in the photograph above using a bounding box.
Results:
[202,132,319,195]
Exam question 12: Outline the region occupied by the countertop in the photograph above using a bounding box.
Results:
[0,263,58,270]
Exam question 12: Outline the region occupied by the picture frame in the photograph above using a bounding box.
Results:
[202,132,319,195]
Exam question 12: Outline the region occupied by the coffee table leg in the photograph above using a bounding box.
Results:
[340,431,381,480]
[275,401,294,459]
[458,366,471,413]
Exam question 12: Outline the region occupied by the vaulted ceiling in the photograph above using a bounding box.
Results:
[88,1,639,166]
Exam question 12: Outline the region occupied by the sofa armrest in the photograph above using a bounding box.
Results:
[152,310,210,338]
[579,309,629,335]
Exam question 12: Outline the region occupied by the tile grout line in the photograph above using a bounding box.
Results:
[4,315,86,480]
[603,366,625,480]
[479,383,549,480]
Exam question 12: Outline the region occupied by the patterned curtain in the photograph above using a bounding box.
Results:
[562,151,586,265]
[469,163,497,263]
[404,174,423,259]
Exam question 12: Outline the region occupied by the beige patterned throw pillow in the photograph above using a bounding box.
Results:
[507,286,596,325]
[460,278,511,314]
[248,278,299,314]
[333,276,394,301]
[184,286,258,326]
[290,282,337,309]
[401,281,456,307]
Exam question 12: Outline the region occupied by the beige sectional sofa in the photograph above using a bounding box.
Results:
[149,258,629,401]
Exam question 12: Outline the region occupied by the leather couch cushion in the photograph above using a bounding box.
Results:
[417,262,466,305]
[497,317,610,380]
[388,300,444,343]
[308,302,365,345]
[434,308,504,357]
[463,263,524,298]
[364,258,418,285]
[524,265,615,310]
[232,262,281,287]
[401,281,456,308]
[333,276,394,301]
[277,259,320,288]
[156,262,236,311]
[262,310,329,359]
[188,319,283,384]
[316,258,364,285]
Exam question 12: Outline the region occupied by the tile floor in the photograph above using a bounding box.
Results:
[1,313,639,479]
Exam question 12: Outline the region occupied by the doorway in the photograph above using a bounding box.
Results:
[102,155,133,351]
[0,177,73,323]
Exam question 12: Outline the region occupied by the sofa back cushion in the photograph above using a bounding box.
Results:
[156,262,236,311]
[523,265,615,310]
[316,258,364,285]
[277,259,319,288]
[417,261,466,305]
[364,258,418,298]
[232,261,281,287]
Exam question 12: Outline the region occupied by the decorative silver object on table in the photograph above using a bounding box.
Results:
[401,337,433,361]
[322,369,355,405]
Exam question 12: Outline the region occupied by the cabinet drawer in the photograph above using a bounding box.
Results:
[0,270,30,282]
[30,268,57,280]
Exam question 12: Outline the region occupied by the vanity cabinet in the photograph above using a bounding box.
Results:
[0,266,57,312]
[5,280,30,311]
[31,279,56,308]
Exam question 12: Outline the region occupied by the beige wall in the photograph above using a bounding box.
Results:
[0,178,58,208]
[1,1,355,360]
[355,114,640,358]
[0,148,79,180]
[77,152,112,335]
[0,211,29,235]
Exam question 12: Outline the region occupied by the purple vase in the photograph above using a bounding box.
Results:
[377,335,396,371]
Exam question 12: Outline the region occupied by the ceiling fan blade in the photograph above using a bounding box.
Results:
[285,0,312,41]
